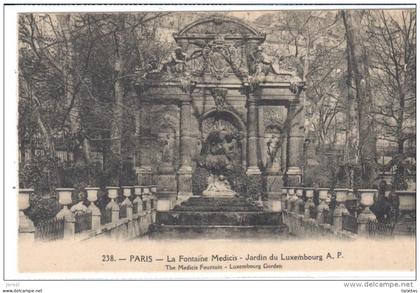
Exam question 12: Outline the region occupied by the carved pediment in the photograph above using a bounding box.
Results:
[137,15,304,95]
[174,15,265,40]
[187,34,247,80]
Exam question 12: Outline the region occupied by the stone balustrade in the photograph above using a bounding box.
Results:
[276,187,413,239]
[18,184,414,241]
[18,185,157,242]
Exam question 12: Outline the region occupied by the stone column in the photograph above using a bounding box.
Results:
[286,102,304,186]
[241,135,247,170]
[246,93,261,175]
[177,99,193,201]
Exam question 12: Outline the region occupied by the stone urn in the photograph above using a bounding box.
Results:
[106,186,120,210]
[85,187,100,203]
[56,188,75,220]
[395,191,416,211]
[357,189,377,222]
[121,186,133,207]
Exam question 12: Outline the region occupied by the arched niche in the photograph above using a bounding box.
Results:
[199,109,247,169]
[264,124,284,172]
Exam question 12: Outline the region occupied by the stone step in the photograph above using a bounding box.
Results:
[173,205,262,212]
[174,196,262,211]
[179,201,260,207]
[156,211,283,226]
[148,224,289,239]
[185,197,256,203]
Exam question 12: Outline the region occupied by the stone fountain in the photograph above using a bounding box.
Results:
[198,126,239,198]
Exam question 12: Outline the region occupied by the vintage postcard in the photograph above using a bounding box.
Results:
[2,3,417,288]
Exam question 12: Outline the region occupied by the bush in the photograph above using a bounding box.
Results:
[25,192,61,226]
[192,166,210,195]
[244,174,263,200]
[19,154,60,193]
[222,165,247,197]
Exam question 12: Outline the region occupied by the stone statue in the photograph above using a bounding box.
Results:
[266,133,281,171]
[161,133,174,162]
[250,46,289,76]
[267,134,279,159]
[203,174,236,197]
[250,46,269,75]
[249,46,303,93]
[144,46,188,78]
[158,133,175,173]
[266,133,281,170]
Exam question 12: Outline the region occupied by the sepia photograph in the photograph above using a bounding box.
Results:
[3,2,417,287]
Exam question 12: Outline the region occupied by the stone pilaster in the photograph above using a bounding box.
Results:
[136,100,153,185]
[286,102,304,186]
[246,94,261,175]
[177,99,193,200]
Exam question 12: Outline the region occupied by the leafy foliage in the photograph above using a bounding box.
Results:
[25,193,61,226]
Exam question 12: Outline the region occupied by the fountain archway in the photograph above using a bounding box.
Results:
[200,109,246,168]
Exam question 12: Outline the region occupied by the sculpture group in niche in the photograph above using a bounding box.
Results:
[197,120,241,197]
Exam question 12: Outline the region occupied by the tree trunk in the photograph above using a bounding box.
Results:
[111,54,124,156]
[393,80,407,190]
[108,19,126,185]
[57,14,87,163]
[342,10,377,188]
